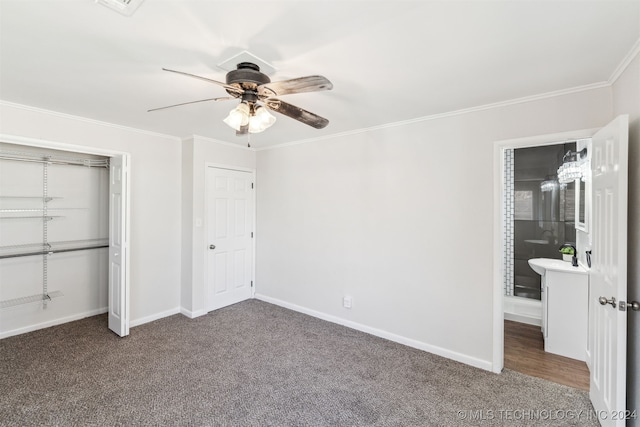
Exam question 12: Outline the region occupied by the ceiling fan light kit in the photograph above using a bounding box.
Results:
[248,106,277,134]
[149,61,333,137]
[222,103,277,134]
[223,102,250,130]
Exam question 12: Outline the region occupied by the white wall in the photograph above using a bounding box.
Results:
[255,87,612,369]
[612,51,640,425]
[181,136,255,317]
[0,102,182,326]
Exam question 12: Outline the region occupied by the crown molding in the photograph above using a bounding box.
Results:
[0,100,181,141]
[608,37,640,85]
[254,37,640,152]
[256,80,610,151]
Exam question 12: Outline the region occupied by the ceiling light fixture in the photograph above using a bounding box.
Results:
[557,147,587,185]
[223,103,250,131]
[148,62,331,137]
[248,106,276,133]
[223,103,276,134]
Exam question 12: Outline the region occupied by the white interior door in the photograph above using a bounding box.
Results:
[589,115,628,426]
[206,167,254,312]
[108,154,129,337]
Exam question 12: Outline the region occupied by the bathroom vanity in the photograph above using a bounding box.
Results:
[528,258,589,361]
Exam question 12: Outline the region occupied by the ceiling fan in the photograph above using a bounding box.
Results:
[148,62,333,136]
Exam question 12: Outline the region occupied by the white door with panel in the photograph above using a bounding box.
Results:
[589,115,628,426]
[108,154,129,337]
[206,167,254,312]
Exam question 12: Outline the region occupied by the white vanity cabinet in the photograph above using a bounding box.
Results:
[529,258,589,361]
[543,268,589,360]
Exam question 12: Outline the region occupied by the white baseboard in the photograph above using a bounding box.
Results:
[504,312,542,326]
[0,307,108,339]
[254,294,493,372]
[129,306,181,327]
[179,307,207,319]
[2,306,196,339]
[503,295,542,326]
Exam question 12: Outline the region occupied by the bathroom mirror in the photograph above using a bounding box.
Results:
[575,179,587,231]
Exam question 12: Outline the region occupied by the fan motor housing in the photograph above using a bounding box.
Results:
[226,62,271,86]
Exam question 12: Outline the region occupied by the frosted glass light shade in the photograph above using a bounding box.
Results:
[223,103,250,131]
[248,106,276,133]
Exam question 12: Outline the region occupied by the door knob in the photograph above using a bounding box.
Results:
[209,244,216,250]
[598,296,616,308]
[620,300,640,312]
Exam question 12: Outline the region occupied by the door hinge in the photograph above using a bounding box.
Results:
[251,232,253,238]
[251,281,254,288]
[251,182,254,189]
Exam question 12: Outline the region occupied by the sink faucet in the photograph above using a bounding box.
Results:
[559,243,578,267]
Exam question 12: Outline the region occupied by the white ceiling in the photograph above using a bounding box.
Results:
[1,1,638,148]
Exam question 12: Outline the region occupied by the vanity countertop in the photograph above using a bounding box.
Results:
[528,258,588,275]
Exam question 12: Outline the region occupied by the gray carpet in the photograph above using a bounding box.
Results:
[0,299,597,426]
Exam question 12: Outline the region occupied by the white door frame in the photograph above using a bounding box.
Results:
[491,128,597,373]
[0,133,131,335]
[203,162,256,311]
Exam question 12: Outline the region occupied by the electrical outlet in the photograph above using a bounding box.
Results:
[343,296,352,309]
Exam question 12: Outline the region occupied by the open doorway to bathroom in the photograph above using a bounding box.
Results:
[502,142,589,390]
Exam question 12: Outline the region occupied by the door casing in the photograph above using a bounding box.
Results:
[492,127,597,373]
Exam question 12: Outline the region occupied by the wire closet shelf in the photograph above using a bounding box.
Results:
[0,148,110,309]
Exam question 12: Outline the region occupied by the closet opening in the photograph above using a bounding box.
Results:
[0,138,129,338]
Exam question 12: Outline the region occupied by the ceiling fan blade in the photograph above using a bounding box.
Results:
[265,99,329,129]
[147,97,234,112]
[258,76,333,98]
[161,68,243,95]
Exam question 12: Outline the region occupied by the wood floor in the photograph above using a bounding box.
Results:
[504,320,590,391]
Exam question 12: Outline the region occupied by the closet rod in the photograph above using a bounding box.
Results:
[0,244,109,260]
[0,154,109,168]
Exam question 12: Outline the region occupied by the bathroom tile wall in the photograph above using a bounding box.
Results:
[504,149,514,296]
